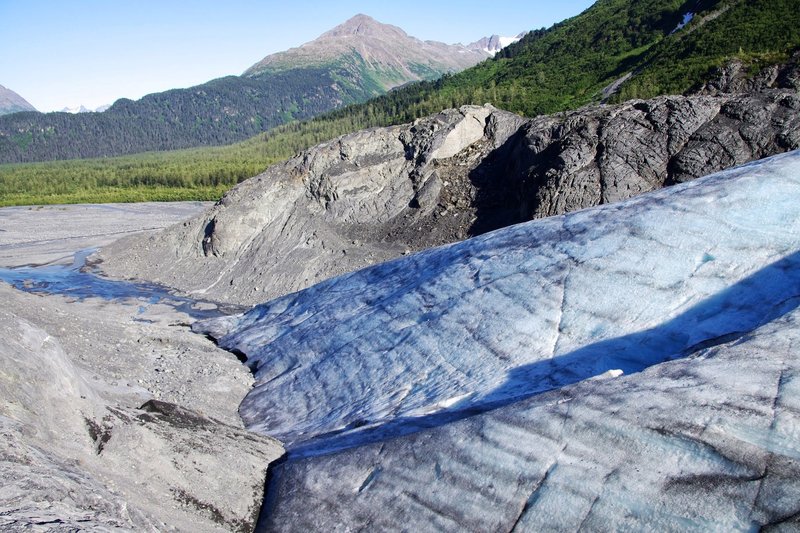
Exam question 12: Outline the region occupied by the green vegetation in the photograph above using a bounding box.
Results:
[0,66,383,165]
[0,118,373,206]
[1,0,797,206]
[0,186,230,207]
[320,0,800,120]
[615,0,800,100]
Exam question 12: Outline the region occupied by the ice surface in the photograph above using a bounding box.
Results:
[264,305,800,531]
[196,151,800,455]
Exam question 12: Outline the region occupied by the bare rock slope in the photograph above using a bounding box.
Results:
[0,84,36,116]
[245,14,489,84]
[0,284,285,532]
[100,85,800,305]
[0,205,283,531]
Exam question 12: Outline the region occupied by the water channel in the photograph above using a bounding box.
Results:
[0,247,243,320]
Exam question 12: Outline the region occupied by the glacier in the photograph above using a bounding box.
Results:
[262,298,800,531]
[196,151,800,452]
[194,151,800,529]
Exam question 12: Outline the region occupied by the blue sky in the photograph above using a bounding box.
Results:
[0,1,596,112]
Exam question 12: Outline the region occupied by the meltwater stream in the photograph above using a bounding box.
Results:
[0,248,243,320]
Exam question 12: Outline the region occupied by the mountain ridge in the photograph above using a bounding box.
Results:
[466,33,524,55]
[60,104,110,114]
[0,84,37,116]
[243,14,487,95]
[0,15,490,164]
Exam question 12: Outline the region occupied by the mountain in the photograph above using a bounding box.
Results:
[60,105,91,114]
[200,151,800,530]
[0,85,36,116]
[245,14,486,87]
[97,69,800,306]
[466,33,524,55]
[0,15,488,164]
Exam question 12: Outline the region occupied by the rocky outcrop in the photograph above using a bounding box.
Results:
[98,105,525,304]
[509,88,799,218]
[696,53,800,96]
[99,83,800,306]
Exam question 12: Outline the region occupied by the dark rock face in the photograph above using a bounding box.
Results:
[507,90,800,218]
[696,53,800,96]
[100,80,800,305]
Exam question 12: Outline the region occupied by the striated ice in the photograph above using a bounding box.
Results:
[195,151,800,456]
[264,305,800,530]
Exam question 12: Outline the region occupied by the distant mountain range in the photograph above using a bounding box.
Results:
[60,104,111,114]
[0,85,36,116]
[0,15,507,164]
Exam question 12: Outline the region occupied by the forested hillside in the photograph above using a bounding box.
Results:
[0,69,365,164]
[0,118,384,206]
[320,0,800,122]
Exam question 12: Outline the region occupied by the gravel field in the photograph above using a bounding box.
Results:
[0,201,211,267]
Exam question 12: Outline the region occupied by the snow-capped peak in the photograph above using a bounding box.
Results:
[59,104,109,114]
[467,32,524,56]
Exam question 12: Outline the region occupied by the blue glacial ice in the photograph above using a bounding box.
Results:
[263,281,800,531]
[195,150,800,451]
